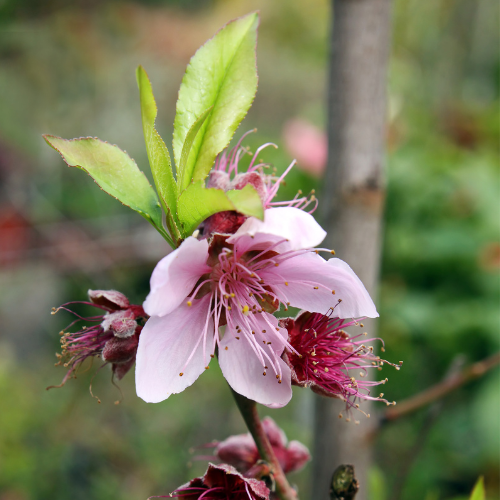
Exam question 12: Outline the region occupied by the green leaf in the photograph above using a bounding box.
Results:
[177,181,263,237]
[136,66,178,226]
[177,106,213,190]
[469,477,485,500]
[173,12,259,191]
[226,184,264,221]
[43,135,165,235]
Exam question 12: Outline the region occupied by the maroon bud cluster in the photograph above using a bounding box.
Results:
[50,289,147,391]
[212,417,310,475]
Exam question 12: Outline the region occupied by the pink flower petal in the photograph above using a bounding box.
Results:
[135,295,214,403]
[261,416,287,448]
[228,207,326,250]
[218,324,292,408]
[215,434,258,472]
[270,252,378,318]
[284,440,311,473]
[144,237,211,317]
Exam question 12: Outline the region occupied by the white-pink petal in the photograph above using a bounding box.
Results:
[143,237,211,317]
[219,326,292,408]
[269,252,378,319]
[135,295,214,403]
[228,207,326,250]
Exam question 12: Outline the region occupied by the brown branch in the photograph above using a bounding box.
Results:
[383,352,500,423]
[230,388,298,500]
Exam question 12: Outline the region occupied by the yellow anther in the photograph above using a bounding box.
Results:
[179,372,184,376]
[187,301,192,307]
[242,305,250,316]
[330,250,335,255]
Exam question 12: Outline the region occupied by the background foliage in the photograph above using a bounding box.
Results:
[0,1,498,499]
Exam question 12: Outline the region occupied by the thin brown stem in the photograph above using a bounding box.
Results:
[384,352,500,423]
[230,387,298,500]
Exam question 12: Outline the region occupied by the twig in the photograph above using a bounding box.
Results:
[390,355,466,500]
[230,387,298,500]
[383,352,500,423]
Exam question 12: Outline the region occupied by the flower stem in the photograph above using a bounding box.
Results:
[230,387,298,500]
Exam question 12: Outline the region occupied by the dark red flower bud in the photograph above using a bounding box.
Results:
[213,417,310,475]
[49,290,147,392]
[102,330,139,364]
[170,463,269,500]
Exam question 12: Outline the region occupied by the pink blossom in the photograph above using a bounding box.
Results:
[214,417,310,475]
[136,207,378,407]
[203,132,318,236]
[167,463,269,500]
[281,311,401,417]
[282,119,327,178]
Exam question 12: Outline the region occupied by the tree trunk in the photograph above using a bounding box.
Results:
[311,1,392,499]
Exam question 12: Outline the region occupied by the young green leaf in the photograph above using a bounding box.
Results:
[226,184,264,221]
[43,135,169,241]
[177,106,213,190]
[469,477,485,500]
[177,181,262,237]
[173,12,259,191]
[136,66,179,226]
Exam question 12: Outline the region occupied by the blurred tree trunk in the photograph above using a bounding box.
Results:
[312,1,392,500]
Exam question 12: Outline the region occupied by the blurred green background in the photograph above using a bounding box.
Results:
[0,0,498,499]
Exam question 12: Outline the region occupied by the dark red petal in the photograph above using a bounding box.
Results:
[112,356,136,380]
[102,335,138,364]
[88,289,129,310]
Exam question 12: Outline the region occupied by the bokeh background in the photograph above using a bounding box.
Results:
[0,0,498,499]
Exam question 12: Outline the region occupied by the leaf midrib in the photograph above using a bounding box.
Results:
[184,19,255,188]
